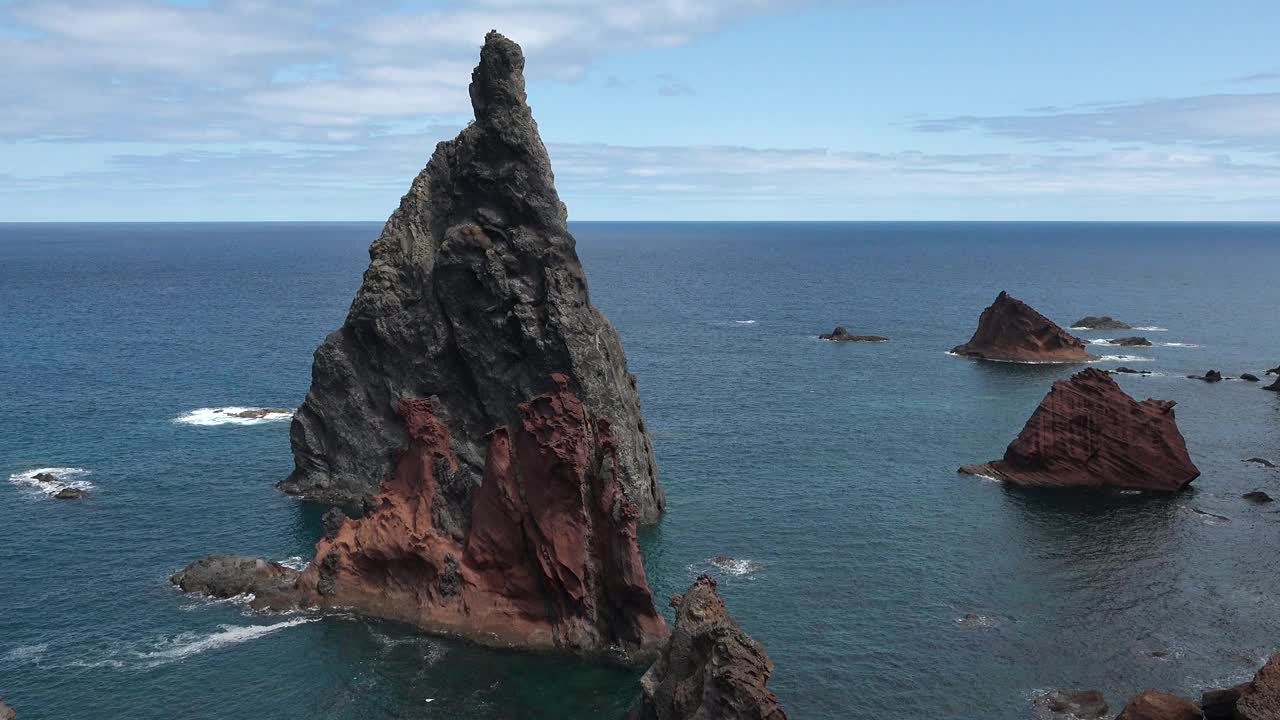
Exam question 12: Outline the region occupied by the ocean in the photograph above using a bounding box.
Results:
[2,221,1279,719]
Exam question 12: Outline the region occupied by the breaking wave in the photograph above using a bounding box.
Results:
[734,320,757,325]
[1134,326,1168,332]
[175,407,294,426]
[70,618,317,670]
[1093,355,1154,363]
[1161,342,1199,348]
[8,467,94,495]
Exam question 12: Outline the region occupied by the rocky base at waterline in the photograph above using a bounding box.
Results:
[951,291,1096,363]
[178,375,667,661]
[1032,689,1108,719]
[0,698,14,720]
[1072,315,1133,330]
[959,368,1200,491]
[1073,652,1280,720]
[280,31,664,525]
[1266,376,1280,392]
[818,326,888,342]
[629,576,787,720]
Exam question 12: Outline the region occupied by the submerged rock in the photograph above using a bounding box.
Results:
[959,368,1199,491]
[229,408,291,419]
[1111,336,1152,347]
[281,31,664,525]
[1072,316,1133,330]
[1245,457,1278,468]
[818,326,888,342]
[951,291,1096,363]
[1243,373,1261,382]
[629,576,787,720]
[171,554,300,600]
[1114,690,1201,720]
[1243,491,1274,504]
[53,487,84,500]
[1187,370,1225,382]
[290,377,667,659]
[1031,689,1108,719]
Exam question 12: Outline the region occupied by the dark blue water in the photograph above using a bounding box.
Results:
[2,222,1279,719]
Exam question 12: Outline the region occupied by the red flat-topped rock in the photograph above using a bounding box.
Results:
[960,368,1200,491]
[951,291,1096,363]
[1115,690,1201,720]
[284,374,666,661]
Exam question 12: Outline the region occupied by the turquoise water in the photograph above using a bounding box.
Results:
[2,222,1279,719]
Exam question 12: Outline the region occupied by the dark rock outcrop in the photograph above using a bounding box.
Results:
[1072,316,1133,330]
[53,487,84,500]
[818,326,888,342]
[1267,365,1280,376]
[951,291,1096,363]
[1246,458,1277,468]
[231,408,291,419]
[320,507,348,539]
[1243,491,1274,504]
[1031,689,1108,719]
[32,472,60,483]
[1188,370,1225,383]
[171,555,300,599]
[1111,367,1153,375]
[1266,376,1280,392]
[281,31,664,525]
[959,368,1199,491]
[1111,337,1152,347]
[1114,690,1201,720]
[1243,373,1261,382]
[629,576,786,720]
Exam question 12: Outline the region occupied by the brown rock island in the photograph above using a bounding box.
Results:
[959,368,1199,491]
[951,291,1097,363]
[818,326,888,342]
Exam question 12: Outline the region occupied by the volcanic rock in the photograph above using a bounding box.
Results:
[232,376,665,659]
[320,507,348,539]
[281,31,664,525]
[1266,376,1280,392]
[629,576,787,720]
[1111,367,1153,375]
[1201,684,1249,720]
[1031,689,1108,719]
[959,368,1199,491]
[1243,373,1261,382]
[1111,337,1152,347]
[1245,458,1277,468]
[1243,491,1274,504]
[818,326,888,342]
[1072,316,1133,330]
[231,408,291,419]
[1114,690,1201,720]
[1268,365,1280,376]
[53,487,84,500]
[32,472,60,483]
[0,699,13,720]
[1188,370,1225,382]
[951,291,1096,363]
[1234,653,1280,720]
[171,554,301,599]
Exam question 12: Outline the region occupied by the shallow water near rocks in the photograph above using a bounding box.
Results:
[2,221,1279,719]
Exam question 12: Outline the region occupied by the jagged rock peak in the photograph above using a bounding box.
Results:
[282,32,663,524]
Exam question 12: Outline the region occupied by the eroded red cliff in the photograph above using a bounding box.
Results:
[291,373,667,660]
[960,368,1200,490]
[952,291,1096,363]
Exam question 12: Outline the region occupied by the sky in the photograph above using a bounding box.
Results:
[2,0,1280,221]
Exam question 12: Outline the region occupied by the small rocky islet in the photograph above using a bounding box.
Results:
[153,31,1278,720]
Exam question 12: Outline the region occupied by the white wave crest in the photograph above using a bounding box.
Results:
[709,556,762,577]
[1092,355,1154,363]
[2,643,49,664]
[1160,342,1199,348]
[945,351,1079,365]
[1134,326,1168,332]
[8,467,94,495]
[276,556,308,571]
[734,320,757,325]
[175,407,294,426]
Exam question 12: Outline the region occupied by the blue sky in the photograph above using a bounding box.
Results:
[2,0,1279,221]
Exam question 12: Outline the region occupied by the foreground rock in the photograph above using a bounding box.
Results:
[629,576,787,720]
[1231,653,1280,719]
[1031,689,1108,719]
[818,326,888,342]
[951,291,1096,363]
[1114,690,1201,720]
[0,699,13,720]
[1111,336,1152,347]
[1072,316,1133,330]
[959,368,1199,491]
[171,555,300,600]
[281,31,664,525]
[179,376,667,661]
[1188,370,1225,383]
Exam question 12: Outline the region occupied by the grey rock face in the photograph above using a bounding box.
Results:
[171,554,300,598]
[281,31,664,525]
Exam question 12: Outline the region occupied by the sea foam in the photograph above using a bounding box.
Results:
[8,467,94,496]
[175,407,294,426]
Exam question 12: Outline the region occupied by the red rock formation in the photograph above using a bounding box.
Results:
[959,368,1200,491]
[1200,653,1280,719]
[291,373,667,660]
[630,576,787,720]
[952,291,1096,363]
[1114,690,1201,720]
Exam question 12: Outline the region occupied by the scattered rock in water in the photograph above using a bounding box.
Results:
[955,612,997,628]
[1243,491,1274,504]
[1190,507,1231,524]
[1111,336,1153,347]
[171,554,301,601]
[951,291,1096,363]
[959,368,1199,491]
[1245,458,1277,468]
[1032,689,1109,720]
[1241,373,1260,382]
[1111,367,1153,375]
[1072,316,1133,330]
[229,407,291,419]
[628,576,787,720]
[320,507,348,540]
[1187,370,1225,383]
[1265,376,1280,392]
[818,326,888,342]
[711,556,762,576]
[1114,689,1201,720]
[53,487,85,500]
[1267,364,1280,376]
[32,472,61,483]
